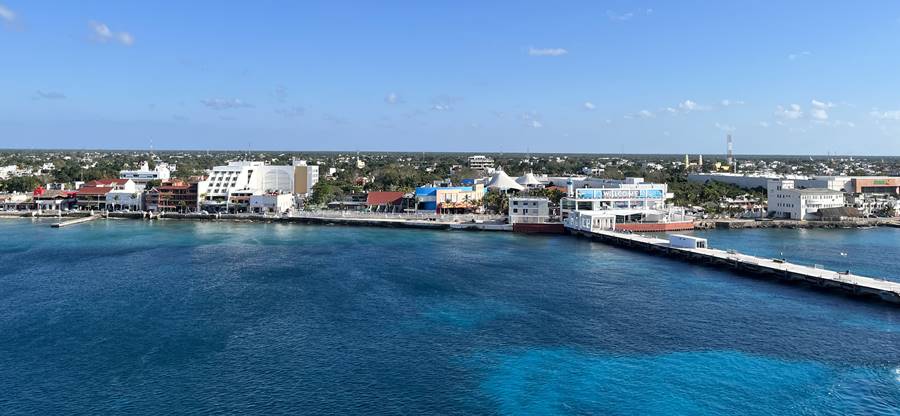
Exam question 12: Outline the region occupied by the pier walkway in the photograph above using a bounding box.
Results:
[571,228,900,305]
[51,214,101,228]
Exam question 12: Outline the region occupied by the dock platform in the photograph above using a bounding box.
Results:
[52,214,102,228]
[570,228,900,305]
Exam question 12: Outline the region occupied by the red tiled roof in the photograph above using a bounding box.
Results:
[86,178,129,187]
[366,191,405,206]
[76,186,114,195]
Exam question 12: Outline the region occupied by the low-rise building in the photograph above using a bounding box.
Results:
[559,177,693,231]
[365,191,407,213]
[76,186,113,210]
[76,179,136,210]
[467,155,495,171]
[119,161,174,190]
[508,197,550,224]
[33,188,77,211]
[564,210,616,233]
[415,183,485,213]
[145,179,203,212]
[766,180,845,220]
[0,193,34,210]
[250,193,294,214]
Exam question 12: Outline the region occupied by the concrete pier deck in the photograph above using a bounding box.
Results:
[570,228,900,305]
[51,214,102,228]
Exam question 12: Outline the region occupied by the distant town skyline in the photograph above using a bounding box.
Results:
[3,1,900,154]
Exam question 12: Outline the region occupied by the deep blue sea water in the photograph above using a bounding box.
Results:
[1,219,899,415]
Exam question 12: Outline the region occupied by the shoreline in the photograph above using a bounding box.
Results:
[0,211,513,231]
[4,211,899,231]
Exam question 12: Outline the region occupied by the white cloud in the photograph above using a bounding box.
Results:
[275,106,305,118]
[528,47,568,57]
[273,85,288,103]
[809,108,828,120]
[626,109,655,119]
[34,90,66,100]
[606,8,653,21]
[809,99,834,120]
[89,21,134,46]
[788,51,811,60]
[0,4,16,23]
[679,100,699,111]
[201,98,254,110]
[811,99,834,109]
[870,109,900,121]
[715,122,736,132]
[606,11,634,21]
[670,100,710,113]
[720,99,745,107]
[520,111,543,127]
[430,95,461,111]
[774,104,803,120]
[583,101,596,110]
[118,32,134,46]
[759,121,770,128]
[385,92,401,105]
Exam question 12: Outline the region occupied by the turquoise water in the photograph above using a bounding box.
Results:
[1,219,899,415]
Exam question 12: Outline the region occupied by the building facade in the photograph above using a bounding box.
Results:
[202,160,318,212]
[119,161,175,190]
[76,179,136,210]
[766,180,845,220]
[250,193,294,214]
[415,183,485,213]
[467,155,495,171]
[146,179,203,212]
[508,197,550,224]
[560,178,670,217]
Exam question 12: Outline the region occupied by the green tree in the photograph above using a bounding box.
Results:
[0,176,42,193]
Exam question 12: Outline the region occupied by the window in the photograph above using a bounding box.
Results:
[513,208,518,213]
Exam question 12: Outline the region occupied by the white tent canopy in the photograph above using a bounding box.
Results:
[487,167,524,191]
[516,172,542,188]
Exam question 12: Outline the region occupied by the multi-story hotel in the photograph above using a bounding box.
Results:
[202,159,318,212]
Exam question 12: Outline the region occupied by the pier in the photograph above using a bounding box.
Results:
[51,214,102,228]
[569,228,900,305]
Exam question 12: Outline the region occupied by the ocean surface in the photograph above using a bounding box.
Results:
[1,219,899,415]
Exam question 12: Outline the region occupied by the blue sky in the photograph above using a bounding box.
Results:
[2,1,900,154]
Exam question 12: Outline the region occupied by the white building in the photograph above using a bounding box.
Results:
[119,161,174,190]
[202,160,318,211]
[106,190,143,211]
[250,194,294,214]
[509,197,550,224]
[0,165,17,179]
[292,159,319,197]
[467,155,495,171]
[564,210,616,233]
[766,180,845,220]
[561,178,671,215]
